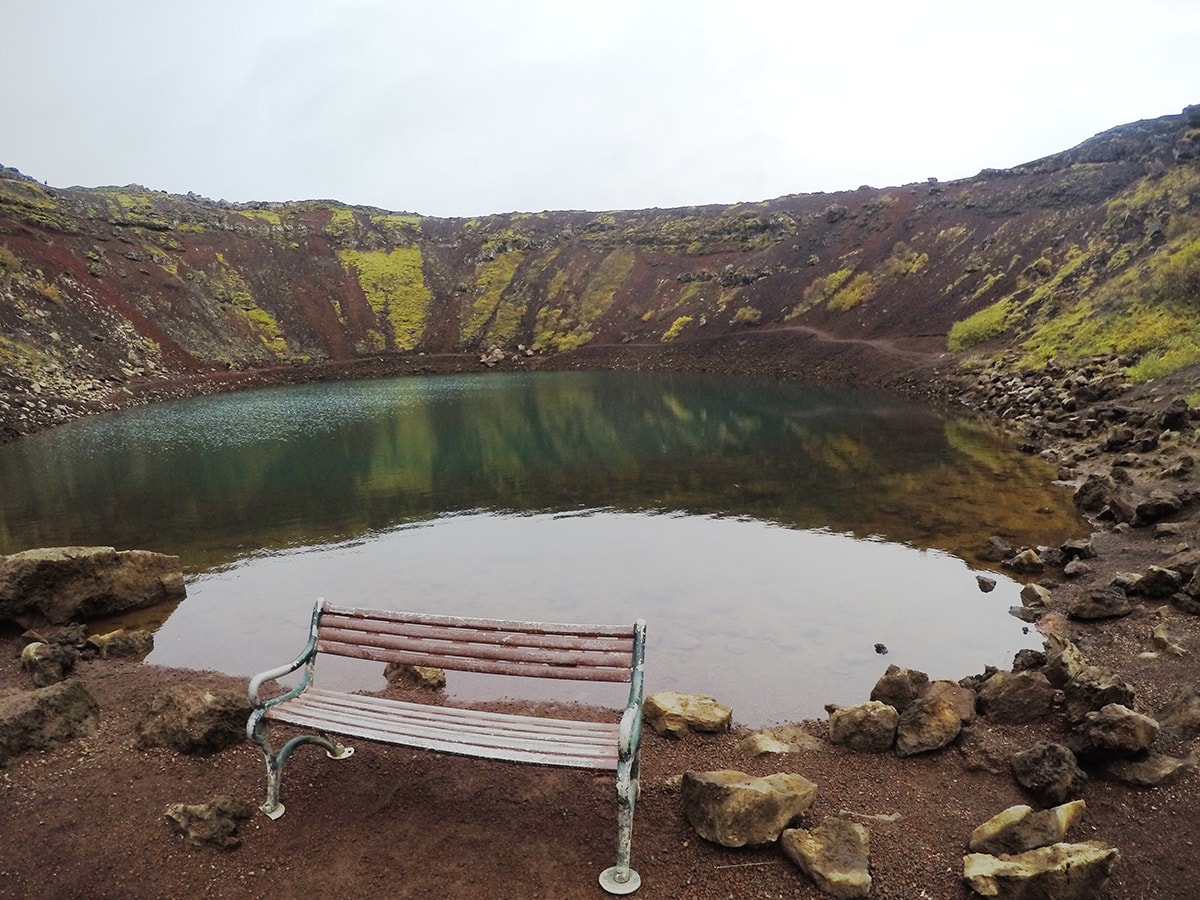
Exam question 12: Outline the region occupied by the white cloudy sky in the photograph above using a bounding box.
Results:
[4,1,1198,217]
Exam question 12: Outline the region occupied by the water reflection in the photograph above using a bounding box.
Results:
[0,372,1083,568]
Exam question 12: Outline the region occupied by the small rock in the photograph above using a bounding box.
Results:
[1020,583,1051,607]
[976,575,997,593]
[828,701,897,753]
[969,800,1087,854]
[869,665,929,713]
[895,697,961,757]
[164,795,257,849]
[1011,742,1087,805]
[1104,751,1197,787]
[963,842,1119,900]
[681,769,818,847]
[1067,585,1132,620]
[383,663,446,689]
[977,671,1055,724]
[643,691,731,737]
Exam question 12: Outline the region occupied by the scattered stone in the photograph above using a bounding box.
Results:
[981,536,1013,562]
[681,769,818,847]
[968,800,1087,855]
[1135,489,1184,525]
[977,671,1054,724]
[1060,538,1097,561]
[1104,751,1197,787]
[1011,648,1046,672]
[643,691,732,737]
[1158,686,1200,740]
[1134,566,1184,598]
[828,701,897,753]
[0,546,186,626]
[737,726,825,755]
[1151,618,1187,656]
[1062,559,1091,578]
[963,842,1119,900]
[0,679,100,766]
[383,662,446,689]
[895,697,961,757]
[1011,742,1087,805]
[1046,638,1094,686]
[780,817,872,899]
[19,641,77,686]
[164,795,257,849]
[923,680,977,724]
[1004,549,1044,575]
[1067,585,1132,620]
[1068,703,1159,758]
[136,686,253,755]
[83,628,154,659]
[976,575,997,593]
[1019,583,1051,607]
[1062,664,1135,721]
[869,665,929,713]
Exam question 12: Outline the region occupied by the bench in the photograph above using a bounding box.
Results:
[247,599,647,895]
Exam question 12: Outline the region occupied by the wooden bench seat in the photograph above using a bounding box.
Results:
[247,599,646,895]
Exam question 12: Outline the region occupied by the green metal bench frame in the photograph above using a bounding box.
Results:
[247,599,646,895]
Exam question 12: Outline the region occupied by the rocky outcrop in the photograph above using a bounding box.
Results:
[0,547,185,625]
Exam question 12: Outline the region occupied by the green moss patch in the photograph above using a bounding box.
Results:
[339,247,432,351]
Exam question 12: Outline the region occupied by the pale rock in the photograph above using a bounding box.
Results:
[681,769,818,847]
[963,842,1119,900]
[383,662,446,689]
[84,628,154,659]
[164,795,257,849]
[1062,664,1135,721]
[0,679,100,766]
[1104,751,1198,787]
[1067,585,1132,620]
[968,800,1087,854]
[895,697,961,757]
[781,817,872,899]
[828,701,897,753]
[977,671,1054,724]
[643,691,732,737]
[1019,583,1051,607]
[923,680,977,724]
[136,686,253,755]
[19,641,76,687]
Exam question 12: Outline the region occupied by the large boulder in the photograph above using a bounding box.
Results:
[0,547,185,625]
[781,817,872,899]
[963,842,1119,900]
[643,691,731,737]
[0,680,100,766]
[681,769,817,847]
[136,686,252,755]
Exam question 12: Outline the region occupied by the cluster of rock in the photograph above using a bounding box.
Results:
[957,353,1197,468]
[478,344,536,367]
[647,605,1198,899]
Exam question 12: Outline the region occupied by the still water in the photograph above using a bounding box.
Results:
[0,371,1086,723]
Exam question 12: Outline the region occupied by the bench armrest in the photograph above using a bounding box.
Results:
[247,599,326,709]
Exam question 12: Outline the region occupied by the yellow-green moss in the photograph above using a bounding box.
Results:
[731,306,762,326]
[787,268,854,319]
[579,248,636,324]
[326,206,358,239]
[828,272,876,311]
[232,208,283,227]
[339,247,432,351]
[464,251,526,344]
[948,298,1014,351]
[244,306,288,354]
[662,315,693,341]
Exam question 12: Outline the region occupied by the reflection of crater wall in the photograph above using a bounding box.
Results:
[0,373,1086,570]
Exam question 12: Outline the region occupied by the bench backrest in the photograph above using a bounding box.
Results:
[316,603,640,684]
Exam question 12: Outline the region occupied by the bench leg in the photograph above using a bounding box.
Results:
[599,755,641,895]
[249,714,354,819]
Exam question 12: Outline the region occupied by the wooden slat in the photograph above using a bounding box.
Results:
[318,625,632,669]
[323,604,634,639]
[316,639,632,682]
[319,614,633,653]
[266,689,619,770]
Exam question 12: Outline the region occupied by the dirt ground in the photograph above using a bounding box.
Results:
[2,350,1200,899]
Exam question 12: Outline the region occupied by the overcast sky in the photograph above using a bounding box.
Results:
[4,1,1198,218]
